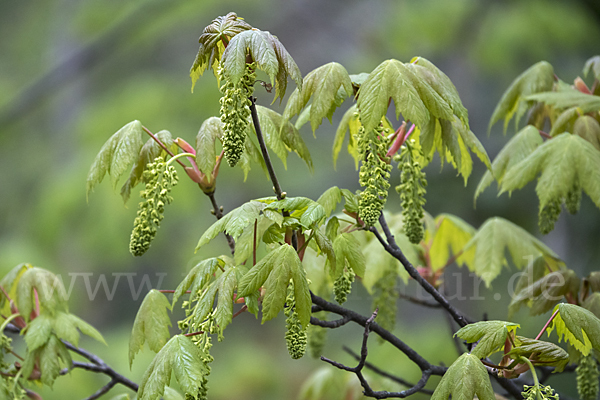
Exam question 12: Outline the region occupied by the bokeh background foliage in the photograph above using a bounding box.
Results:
[0,0,599,399]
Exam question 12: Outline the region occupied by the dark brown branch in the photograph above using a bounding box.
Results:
[397,292,441,308]
[207,191,235,254]
[320,310,435,399]
[249,97,285,201]
[85,379,118,400]
[343,347,434,396]
[371,214,469,327]
[310,293,446,377]
[310,315,352,329]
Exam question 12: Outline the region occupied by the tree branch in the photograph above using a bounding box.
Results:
[207,190,235,254]
[320,310,435,399]
[371,214,469,327]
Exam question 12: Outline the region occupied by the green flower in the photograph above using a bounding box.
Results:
[396,142,427,244]
[333,268,355,305]
[285,281,307,359]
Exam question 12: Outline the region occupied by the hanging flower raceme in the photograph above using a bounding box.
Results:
[129,156,179,256]
[396,142,427,244]
[357,119,392,227]
[218,62,256,167]
[284,281,307,359]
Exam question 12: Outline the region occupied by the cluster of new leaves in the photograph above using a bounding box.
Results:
[0,264,105,394]
[482,56,600,233]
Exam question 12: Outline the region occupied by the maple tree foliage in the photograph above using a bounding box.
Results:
[2,11,600,400]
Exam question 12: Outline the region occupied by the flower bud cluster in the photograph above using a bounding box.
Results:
[129,156,178,256]
[538,199,561,235]
[284,282,307,359]
[218,62,256,167]
[333,267,355,305]
[565,182,582,215]
[521,384,559,400]
[576,354,599,400]
[357,120,392,227]
[395,143,427,244]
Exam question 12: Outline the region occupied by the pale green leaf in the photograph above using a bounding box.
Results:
[264,197,326,229]
[573,115,600,151]
[193,267,237,337]
[527,90,600,113]
[313,229,336,276]
[190,12,252,90]
[333,104,360,169]
[463,217,559,287]
[550,106,581,137]
[583,292,600,319]
[316,187,342,217]
[283,62,353,132]
[67,313,106,345]
[129,289,172,368]
[489,61,554,133]
[24,313,53,351]
[357,59,429,133]
[501,133,600,209]
[427,213,476,272]
[86,120,145,196]
[172,258,222,307]
[195,201,266,250]
[237,248,280,297]
[474,125,543,202]
[0,263,31,315]
[195,117,224,180]
[507,336,569,372]
[16,267,68,321]
[431,353,495,400]
[333,233,366,278]
[260,249,293,323]
[547,303,600,356]
[508,256,550,318]
[38,335,71,387]
[120,130,175,203]
[138,335,207,400]
[510,269,578,316]
[164,387,185,400]
[269,32,303,101]
[455,320,519,359]
[584,55,600,80]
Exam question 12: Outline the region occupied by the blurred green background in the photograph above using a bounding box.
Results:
[1,0,599,399]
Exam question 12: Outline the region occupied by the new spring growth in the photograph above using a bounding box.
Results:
[175,138,222,194]
[129,156,179,256]
[357,120,392,227]
[219,61,257,167]
[285,281,307,359]
[396,140,427,244]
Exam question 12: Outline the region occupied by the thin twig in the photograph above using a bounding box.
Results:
[85,379,118,400]
[397,292,441,308]
[207,191,235,254]
[371,215,469,327]
[343,347,434,396]
[535,309,559,340]
[249,97,284,200]
[310,315,352,329]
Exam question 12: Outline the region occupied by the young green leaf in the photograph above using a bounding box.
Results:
[455,320,519,359]
[195,201,266,251]
[357,59,429,133]
[250,106,312,170]
[501,133,600,211]
[526,90,600,113]
[426,213,476,272]
[411,57,469,123]
[237,244,310,327]
[573,115,600,151]
[221,29,301,101]
[190,12,252,90]
[25,311,105,351]
[583,292,600,319]
[0,263,31,315]
[550,107,582,137]
[333,104,361,169]
[21,334,72,388]
[86,120,145,197]
[489,61,554,133]
[195,117,224,180]
[507,336,569,372]
[474,125,543,202]
[508,256,551,318]
[264,197,327,229]
[137,335,208,400]
[431,352,495,400]
[547,303,600,356]
[419,115,491,183]
[192,267,237,339]
[172,258,222,307]
[16,267,69,321]
[283,62,353,132]
[313,229,336,275]
[316,187,342,217]
[120,130,175,203]
[129,289,172,368]
[584,55,600,80]
[463,217,559,287]
[510,269,579,317]
[333,233,366,278]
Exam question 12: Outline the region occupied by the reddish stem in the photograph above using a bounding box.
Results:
[142,126,187,168]
[535,309,559,340]
[539,130,552,139]
[184,330,205,337]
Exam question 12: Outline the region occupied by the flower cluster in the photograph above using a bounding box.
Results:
[576,354,599,400]
[395,142,427,244]
[333,267,355,305]
[521,384,559,400]
[357,121,392,227]
[218,62,256,167]
[372,265,398,336]
[284,281,307,359]
[129,156,178,256]
[538,199,561,235]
